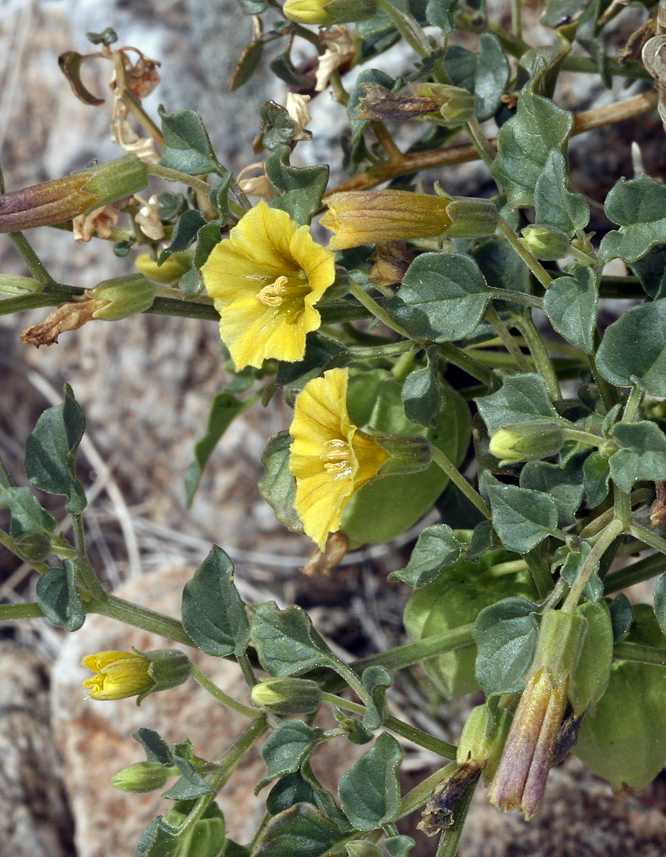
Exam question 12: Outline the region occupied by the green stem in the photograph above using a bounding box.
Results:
[464,116,496,170]
[438,343,493,385]
[348,340,414,359]
[622,386,643,422]
[485,304,532,373]
[512,314,561,401]
[604,552,666,594]
[430,445,490,518]
[0,602,45,620]
[190,664,259,718]
[627,522,666,556]
[562,518,625,612]
[72,514,107,601]
[351,624,475,674]
[496,218,553,290]
[237,652,258,689]
[589,344,619,412]
[147,164,213,197]
[489,290,544,310]
[7,232,57,286]
[488,559,529,577]
[511,0,522,39]
[376,0,432,58]
[561,428,602,447]
[347,279,412,338]
[525,551,553,600]
[391,350,415,381]
[613,641,666,668]
[435,780,477,857]
[90,593,194,647]
[397,765,455,819]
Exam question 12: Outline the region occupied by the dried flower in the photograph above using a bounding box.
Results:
[315,26,356,92]
[200,199,335,369]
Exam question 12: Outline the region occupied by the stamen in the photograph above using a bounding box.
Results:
[321,438,352,476]
[257,275,290,306]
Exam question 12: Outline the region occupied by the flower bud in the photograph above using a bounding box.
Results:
[135,252,193,284]
[409,82,476,126]
[82,648,191,704]
[446,198,499,239]
[520,225,571,261]
[283,0,377,24]
[251,677,323,715]
[12,531,52,563]
[488,421,565,466]
[0,154,148,233]
[111,761,170,793]
[320,190,453,250]
[88,273,155,320]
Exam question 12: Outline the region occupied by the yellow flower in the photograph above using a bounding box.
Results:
[283,0,377,25]
[289,367,390,549]
[320,190,453,250]
[81,650,153,701]
[200,199,335,370]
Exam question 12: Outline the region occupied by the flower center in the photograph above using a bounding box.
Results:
[257,275,291,307]
[321,438,353,476]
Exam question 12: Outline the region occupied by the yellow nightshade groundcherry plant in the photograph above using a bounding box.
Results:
[6,6,666,857]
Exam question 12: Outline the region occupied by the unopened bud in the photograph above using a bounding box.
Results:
[0,275,42,296]
[521,225,571,261]
[135,252,193,284]
[283,0,377,24]
[488,421,565,466]
[88,273,155,320]
[0,154,148,233]
[251,677,323,715]
[321,190,453,250]
[112,761,170,793]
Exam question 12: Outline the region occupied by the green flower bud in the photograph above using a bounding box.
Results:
[488,421,565,466]
[111,761,170,793]
[520,225,571,261]
[12,531,52,563]
[0,154,148,233]
[283,0,377,24]
[88,273,155,320]
[251,678,323,715]
[446,198,499,239]
[135,252,193,284]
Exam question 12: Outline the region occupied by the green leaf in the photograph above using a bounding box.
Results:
[474,34,510,121]
[230,40,264,91]
[0,486,57,538]
[348,70,396,143]
[250,603,335,676]
[158,106,220,176]
[259,722,326,791]
[519,455,585,527]
[185,392,251,507]
[36,559,85,631]
[24,385,86,514]
[543,268,597,353]
[270,51,314,90]
[534,150,589,237]
[490,88,574,209]
[266,772,319,817]
[425,0,456,32]
[628,244,666,300]
[163,754,213,800]
[158,210,206,263]
[570,600,613,715]
[251,803,345,857]
[476,373,559,436]
[583,451,610,506]
[384,836,416,857]
[609,420,666,492]
[601,176,666,263]
[558,542,603,602]
[181,546,250,657]
[401,350,445,428]
[473,237,531,294]
[389,524,464,586]
[132,728,173,766]
[481,471,558,553]
[540,0,593,27]
[389,253,491,342]
[596,300,666,395]
[346,842,383,857]
[339,733,403,830]
[258,431,304,535]
[608,593,633,643]
[266,148,329,226]
[473,597,540,694]
[135,818,180,857]
[276,334,346,396]
[360,666,392,730]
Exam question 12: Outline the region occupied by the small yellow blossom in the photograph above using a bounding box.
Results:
[320,190,453,250]
[289,368,390,549]
[200,200,336,369]
[82,650,153,701]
